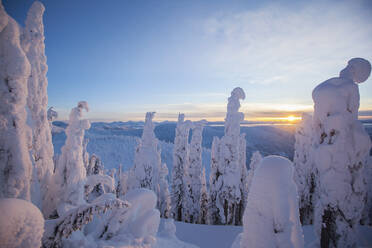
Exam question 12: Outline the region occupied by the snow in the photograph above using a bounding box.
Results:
[0,198,44,248]
[240,155,304,248]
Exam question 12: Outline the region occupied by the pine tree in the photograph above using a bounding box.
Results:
[171,113,192,221]
[293,113,315,224]
[312,58,371,248]
[0,4,32,201]
[21,1,55,215]
[184,120,207,223]
[208,87,247,225]
[55,101,90,214]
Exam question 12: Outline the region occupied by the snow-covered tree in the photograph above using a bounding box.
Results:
[312,58,371,248]
[171,113,192,221]
[208,87,247,225]
[85,154,105,202]
[208,136,222,224]
[361,156,372,226]
[183,120,207,223]
[199,166,209,224]
[115,164,129,198]
[55,101,90,214]
[47,107,58,122]
[293,113,315,225]
[21,1,55,214]
[0,2,32,201]
[129,112,171,217]
[246,151,262,197]
[240,156,304,248]
[159,162,171,218]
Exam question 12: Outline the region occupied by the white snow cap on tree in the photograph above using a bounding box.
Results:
[171,113,192,221]
[55,101,90,214]
[0,2,32,201]
[0,198,44,248]
[209,87,247,225]
[312,58,371,247]
[240,155,304,248]
[293,113,315,225]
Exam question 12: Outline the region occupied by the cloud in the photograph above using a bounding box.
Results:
[199,0,372,92]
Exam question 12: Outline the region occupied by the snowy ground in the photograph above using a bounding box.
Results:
[173,221,372,248]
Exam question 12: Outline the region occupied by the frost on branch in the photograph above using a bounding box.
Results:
[55,101,90,214]
[171,113,192,221]
[0,198,44,248]
[240,156,304,248]
[0,2,32,201]
[209,87,247,225]
[293,113,315,225]
[312,58,371,247]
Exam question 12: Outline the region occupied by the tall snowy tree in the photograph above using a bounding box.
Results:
[240,156,304,248]
[85,154,105,202]
[159,162,171,218]
[208,87,247,225]
[0,2,32,201]
[128,112,171,217]
[208,136,222,224]
[171,113,192,221]
[312,58,371,248]
[55,101,90,215]
[21,1,55,215]
[199,166,209,224]
[293,113,315,225]
[246,151,262,197]
[183,120,207,223]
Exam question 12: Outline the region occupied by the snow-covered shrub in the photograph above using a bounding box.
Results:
[0,1,32,201]
[208,87,248,225]
[312,58,371,247]
[0,198,44,248]
[184,120,208,223]
[240,155,304,248]
[171,113,192,221]
[55,101,90,214]
[42,195,130,248]
[21,1,55,215]
[293,113,315,225]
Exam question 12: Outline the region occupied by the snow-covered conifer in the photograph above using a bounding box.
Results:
[159,163,171,218]
[208,136,221,224]
[0,3,32,201]
[21,1,55,214]
[171,113,192,221]
[199,166,209,224]
[293,113,315,225]
[129,112,171,217]
[184,120,207,223]
[361,156,372,226]
[208,87,247,225]
[240,156,304,248]
[246,151,262,199]
[85,154,105,202]
[47,107,58,122]
[312,58,371,247]
[55,101,90,214]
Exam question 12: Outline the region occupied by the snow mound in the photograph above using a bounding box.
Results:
[0,198,44,248]
[240,155,304,248]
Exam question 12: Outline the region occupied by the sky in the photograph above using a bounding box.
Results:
[3,0,372,122]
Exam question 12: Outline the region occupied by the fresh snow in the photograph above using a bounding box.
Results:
[0,198,44,248]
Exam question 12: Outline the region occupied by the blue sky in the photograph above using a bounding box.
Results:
[4,0,372,121]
